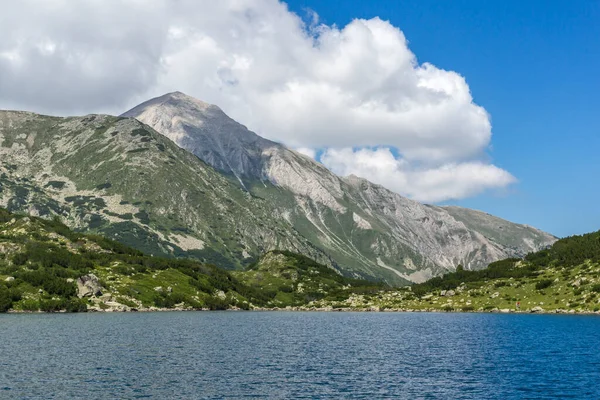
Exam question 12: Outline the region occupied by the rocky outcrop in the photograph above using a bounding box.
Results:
[121,92,278,182]
[76,274,103,298]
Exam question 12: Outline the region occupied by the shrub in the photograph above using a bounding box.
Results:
[65,299,88,312]
[116,297,138,308]
[20,299,41,311]
[535,279,554,290]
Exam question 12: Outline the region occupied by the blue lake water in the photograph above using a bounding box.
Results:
[1,312,599,399]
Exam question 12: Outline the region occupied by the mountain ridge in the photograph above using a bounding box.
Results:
[122,92,557,283]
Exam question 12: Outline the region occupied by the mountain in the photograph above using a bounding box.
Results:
[0,110,328,271]
[123,92,557,283]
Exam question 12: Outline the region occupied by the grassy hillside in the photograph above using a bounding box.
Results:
[0,208,380,312]
[309,231,600,313]
[0,209,266,312]
[1,204,598,314]
[234,250,385,308]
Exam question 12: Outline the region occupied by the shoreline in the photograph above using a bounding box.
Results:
[5,307,600,315]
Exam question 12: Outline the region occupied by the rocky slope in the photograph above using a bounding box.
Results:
[0,110,327,270]
[124,92,557,284]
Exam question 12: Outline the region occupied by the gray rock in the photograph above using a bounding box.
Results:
[99,293,112,302]
[77,274,103,298]
[4,276,15,282]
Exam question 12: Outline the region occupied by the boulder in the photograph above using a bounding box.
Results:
[4,276,15,282]
[530,306,544,313]
[77,274,103,298]
[99,293,113,302]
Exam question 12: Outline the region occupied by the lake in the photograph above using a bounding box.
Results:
[1,312,599,399]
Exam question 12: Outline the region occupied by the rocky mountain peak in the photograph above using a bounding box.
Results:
[122,92,279,180]
[138,91,216,113]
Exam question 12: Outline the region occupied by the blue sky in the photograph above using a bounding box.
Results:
[286,0,600,237]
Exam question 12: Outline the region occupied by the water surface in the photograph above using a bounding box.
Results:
[1,312,599,399]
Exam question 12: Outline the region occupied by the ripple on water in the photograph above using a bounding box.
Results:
[0,312,599,399]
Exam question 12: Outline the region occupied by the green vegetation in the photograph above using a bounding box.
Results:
[235,250,386,308]
[0,208,381,313]
[0,208,314,312]
[1,204,599,314]
[308,230,600,313]
[525,231,600,268]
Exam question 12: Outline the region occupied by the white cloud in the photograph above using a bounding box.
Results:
[321,148,516,203]
[0,0,514,202]
[295,147,317,159]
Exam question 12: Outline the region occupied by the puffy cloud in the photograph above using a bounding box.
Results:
[321,148,516,203]
[0,0,169,114]
[0,0,514,201]
[294,147,317,159]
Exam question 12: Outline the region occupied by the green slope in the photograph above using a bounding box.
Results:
[309,230,600,313]
[1,205,598,314]
[0,207,270,312]
[0,207,381,312]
